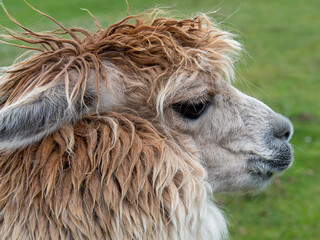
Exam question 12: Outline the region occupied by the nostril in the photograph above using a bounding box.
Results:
[273,115,293,142]
[283,131,291,141]
[275,130,291,141]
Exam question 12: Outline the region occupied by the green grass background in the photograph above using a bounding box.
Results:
[1,0,319,239]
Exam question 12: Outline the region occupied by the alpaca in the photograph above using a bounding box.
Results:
[0,6,293,240]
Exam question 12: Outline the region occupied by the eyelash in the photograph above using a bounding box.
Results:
[171,100,211,120]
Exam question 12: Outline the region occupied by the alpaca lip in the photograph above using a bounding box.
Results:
[248,155,292,177]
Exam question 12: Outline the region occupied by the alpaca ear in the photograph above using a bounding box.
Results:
[0,83,114,150]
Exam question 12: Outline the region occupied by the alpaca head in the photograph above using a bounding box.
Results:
[0,10,293,193]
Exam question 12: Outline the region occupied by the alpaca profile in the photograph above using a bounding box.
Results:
[0,6,293,240]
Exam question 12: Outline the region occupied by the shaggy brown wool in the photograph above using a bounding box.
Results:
[0,6,237,111]
[0,111,205,239]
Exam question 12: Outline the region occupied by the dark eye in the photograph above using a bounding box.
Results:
[171,101,211,120]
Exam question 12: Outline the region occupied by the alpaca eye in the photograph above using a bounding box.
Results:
[172,101,211,120]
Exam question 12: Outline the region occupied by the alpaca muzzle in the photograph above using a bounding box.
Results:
[248,114,294,179]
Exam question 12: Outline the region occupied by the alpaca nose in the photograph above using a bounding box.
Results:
[272,114,293,142]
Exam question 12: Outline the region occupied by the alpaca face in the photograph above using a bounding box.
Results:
[161,76,293,192]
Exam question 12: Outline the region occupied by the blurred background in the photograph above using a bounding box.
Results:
[0,0,319,239]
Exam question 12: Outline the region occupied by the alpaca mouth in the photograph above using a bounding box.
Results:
[248,154,293,179]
